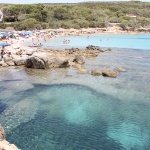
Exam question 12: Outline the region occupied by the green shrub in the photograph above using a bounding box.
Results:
[13,18,37,30]
[35,23,42,30]
[0,23,7,29]
[41,23,49,29]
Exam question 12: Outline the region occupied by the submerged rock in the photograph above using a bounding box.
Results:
[101,68,119,77]
[116,67,126,72]
[106,48,111,51]
[86,45,104,52]
[73,64,82,69]
[91,70,102,76]
[78,68,88,74]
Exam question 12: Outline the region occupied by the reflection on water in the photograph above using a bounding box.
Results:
[0,48,150,150]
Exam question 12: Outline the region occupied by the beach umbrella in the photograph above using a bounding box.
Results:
[14,33,19,37]
[21,31,33,35]
[26,31,33,34]
[0,43,11,47]
[8,31,14,34]
[40,30,46,33]
[1,32,9,36]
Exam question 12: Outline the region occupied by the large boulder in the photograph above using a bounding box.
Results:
[0,125,6,141]
[26,56,47,69]
[101,68,119,77]
[26,53,49,69]
[13,55,28,66]
[91,70,102,76]
[3,56,14,66]
[73,55,85,64]
[0,126,19,150]
[48,57,70,68]
[0,141,20,150]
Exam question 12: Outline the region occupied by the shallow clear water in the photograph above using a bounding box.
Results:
[1,35,150,150]
[27,34,150,50]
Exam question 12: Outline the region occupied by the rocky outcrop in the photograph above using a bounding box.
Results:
[73,64,82,69]
[68,48,80,55]
[101,68,119,77]
[73,55,85,64]
[26,56,47,69]
[2,45,112,70]
[86,45,105,52]
[91,70,102,76]
[136,28,150,33]
[3,56,14,66]
[48,57,70,68]
[25,52,71,69]
[26,53,49,69]
[65,46,102,57]
[0,125,19,150]
[13,55,28,66]
[0,141,19,150]
[0,126,5,141]
[0,61,3,66]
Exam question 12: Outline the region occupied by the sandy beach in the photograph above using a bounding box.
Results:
[1,26,146,56]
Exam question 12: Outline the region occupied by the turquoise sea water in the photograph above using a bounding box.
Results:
[0,34,150,150]
[32,33,150,50]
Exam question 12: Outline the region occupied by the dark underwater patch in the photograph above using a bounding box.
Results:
[0,102,7,114]
[7,110,123,150]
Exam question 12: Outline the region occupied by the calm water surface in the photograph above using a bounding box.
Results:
[31,34,150,50]
[0,34,150,150]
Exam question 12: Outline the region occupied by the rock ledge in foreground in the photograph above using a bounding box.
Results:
[0,125,20,150]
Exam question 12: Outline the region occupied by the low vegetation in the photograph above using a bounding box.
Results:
[0,1,150,30]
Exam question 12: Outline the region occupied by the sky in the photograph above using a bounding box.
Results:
[0,0,150,4]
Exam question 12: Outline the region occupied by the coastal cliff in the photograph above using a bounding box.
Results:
[0,125,19,150]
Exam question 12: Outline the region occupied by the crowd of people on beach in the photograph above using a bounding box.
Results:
[31,33,54,46]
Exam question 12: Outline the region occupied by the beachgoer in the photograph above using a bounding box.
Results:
[44,37,46,42]
[7,52,12,58]
[1,47,5,60]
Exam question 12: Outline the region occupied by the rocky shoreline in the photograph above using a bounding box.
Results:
[0,125,19,150]
[0,45,125,78]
